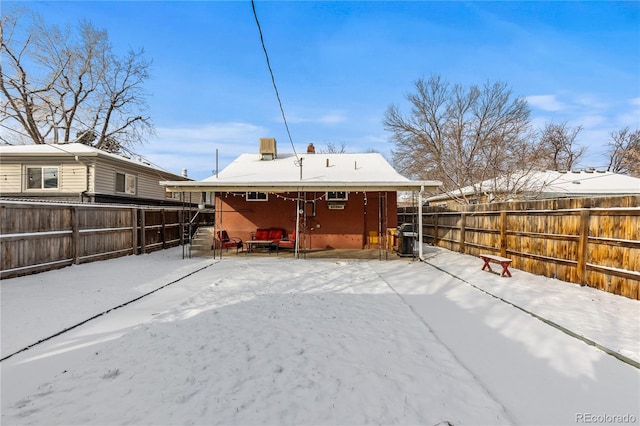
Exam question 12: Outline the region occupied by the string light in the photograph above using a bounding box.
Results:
[223,192,327,202]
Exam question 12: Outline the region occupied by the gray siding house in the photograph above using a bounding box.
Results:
[0,143,191,205]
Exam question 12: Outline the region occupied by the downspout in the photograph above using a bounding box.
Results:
[84,163,91,202]
[418,185,424,259]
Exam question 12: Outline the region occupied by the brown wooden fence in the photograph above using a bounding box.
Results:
[399,195,640,300]
[0,201,208,279]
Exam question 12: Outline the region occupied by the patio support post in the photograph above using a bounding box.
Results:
[217,192,223,259]
[212,192,217,259]
[294,192,301,259]
[418,186,424,259]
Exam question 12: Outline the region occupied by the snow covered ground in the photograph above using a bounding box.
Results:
[1,246,639,425]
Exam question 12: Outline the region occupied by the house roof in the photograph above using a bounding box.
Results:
[161,152,442,192]
[0,143,190,180]
[426,169,640,202]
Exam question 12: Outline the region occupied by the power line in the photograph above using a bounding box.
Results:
[250,0,298,160]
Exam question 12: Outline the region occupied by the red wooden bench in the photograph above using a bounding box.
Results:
[479,253,513,277]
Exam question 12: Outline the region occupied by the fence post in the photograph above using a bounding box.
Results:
[577,209,590,285]
[72,206,80,264]
[433,213,439,246]
[140,209,146,254]
[459,212,466,254]
[131,208,138,255]
[499,210,507,257]
[161,208,166,249]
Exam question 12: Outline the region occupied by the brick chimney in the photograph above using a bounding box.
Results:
[307,143,315,154]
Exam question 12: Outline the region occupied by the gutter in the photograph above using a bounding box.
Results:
[159,180,442,193]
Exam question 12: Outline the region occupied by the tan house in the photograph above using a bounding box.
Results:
[0,143,191,205]
[161,138,441,254]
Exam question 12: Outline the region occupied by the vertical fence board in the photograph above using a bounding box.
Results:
[499,211,507,257]
[577,210,590,285]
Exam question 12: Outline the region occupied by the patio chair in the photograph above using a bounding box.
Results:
[277,231,296,252]
[216,230,243,253]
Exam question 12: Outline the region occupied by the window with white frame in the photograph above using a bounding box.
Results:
[326,191,348,201]
[115,172,137,194]
[26,166,59,190]
[246,191,268,201]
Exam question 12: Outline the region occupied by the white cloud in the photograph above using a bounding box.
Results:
[154,122,267,145]
[526,95,566,112]
[578,115,606,128]
[529,115,550,130]
[134,122,270,180]
[615,97,640,128]
[575,127,612,169]
[616,111,640,128]
[317,113,348,124]
[286,110,348,125]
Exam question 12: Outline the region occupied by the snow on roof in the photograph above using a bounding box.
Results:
[542,170,640,194]
[426,169,640,202]
[206,153,409,183]
[0,143,188,179]
[1,142,116,157]
[162,152,442,192]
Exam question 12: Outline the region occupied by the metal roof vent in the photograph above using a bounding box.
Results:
[259,138,277,160]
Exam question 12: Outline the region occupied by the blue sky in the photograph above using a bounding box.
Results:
[9,1,640,180]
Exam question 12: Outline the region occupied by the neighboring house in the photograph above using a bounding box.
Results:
[0,143,192,205]
[425,169,640,207]
[161,139,441,251]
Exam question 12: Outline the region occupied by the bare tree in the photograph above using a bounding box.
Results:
[535,121,585,171]
[384,75,536,202]
[318,142,347,154]
[607,127,640,177]
[0,8,152,153]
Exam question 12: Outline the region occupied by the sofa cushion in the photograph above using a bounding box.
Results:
[267,228,284,241]
[254,229,269,240]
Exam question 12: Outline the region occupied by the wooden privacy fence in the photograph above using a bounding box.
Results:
[402,196,640,300]
[0,201,199,279]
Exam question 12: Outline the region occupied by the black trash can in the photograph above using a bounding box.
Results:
[397,223,417,257]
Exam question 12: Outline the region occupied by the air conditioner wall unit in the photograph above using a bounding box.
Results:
[327,202,346,210]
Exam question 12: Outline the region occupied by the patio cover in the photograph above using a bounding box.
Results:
[160,152,442,258]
